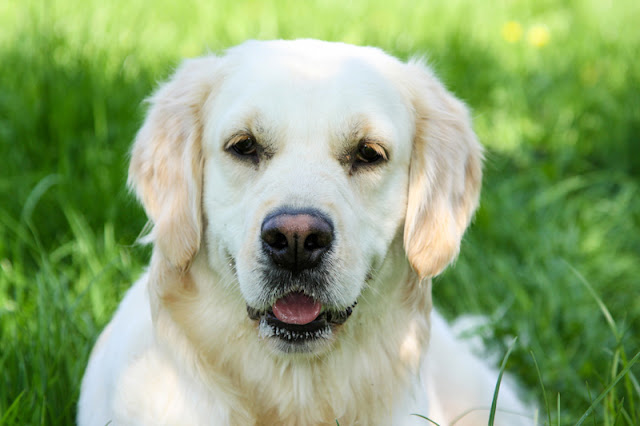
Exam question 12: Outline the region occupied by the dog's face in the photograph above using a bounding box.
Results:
[202,42,415,353]
[128,40,482,355]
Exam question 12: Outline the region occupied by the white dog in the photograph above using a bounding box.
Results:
[78,39,532,425]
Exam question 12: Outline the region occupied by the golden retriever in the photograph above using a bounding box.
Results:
[78,39,532,425]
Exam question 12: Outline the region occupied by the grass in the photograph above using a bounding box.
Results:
[1,0,639,424]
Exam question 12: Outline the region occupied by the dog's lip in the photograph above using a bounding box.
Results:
[265,310,328,334]
[246,300,357,327]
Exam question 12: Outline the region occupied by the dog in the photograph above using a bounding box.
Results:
[78,39,532,425]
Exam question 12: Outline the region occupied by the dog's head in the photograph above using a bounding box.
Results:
[129,40,482,354]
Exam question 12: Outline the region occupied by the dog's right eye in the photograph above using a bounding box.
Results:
[227,134,259,161]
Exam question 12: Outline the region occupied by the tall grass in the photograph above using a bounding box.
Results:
[1,0,638,424]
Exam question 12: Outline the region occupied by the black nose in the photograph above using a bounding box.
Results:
[261,210,333,272]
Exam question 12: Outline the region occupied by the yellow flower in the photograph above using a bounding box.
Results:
[501,21,523,43]
[528,25,550,48]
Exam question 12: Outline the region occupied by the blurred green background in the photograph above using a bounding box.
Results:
[1,0,638,424]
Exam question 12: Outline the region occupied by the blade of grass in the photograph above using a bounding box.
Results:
[531,351,552,426]
[0,391,25,424]
[629,372,640,401]
[567,262,638,424]
[488,337,517,426]
[411,413,440,425]
[585,382,596,426]
[20,174,60,224]
[575,351,640,425]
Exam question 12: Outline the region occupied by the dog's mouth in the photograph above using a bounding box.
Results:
[247,292,357,345]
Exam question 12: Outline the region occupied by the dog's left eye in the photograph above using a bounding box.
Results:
[231,135,257,156]
[227,134,260,162]
[355,142,386,165]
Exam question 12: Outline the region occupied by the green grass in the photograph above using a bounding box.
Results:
[1,0,639,424]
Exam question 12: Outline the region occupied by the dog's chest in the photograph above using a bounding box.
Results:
[233,336,430,424]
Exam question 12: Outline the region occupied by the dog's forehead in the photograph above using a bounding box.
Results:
[227,39,399,74]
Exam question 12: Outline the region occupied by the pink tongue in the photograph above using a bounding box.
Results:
[272,292,322,325]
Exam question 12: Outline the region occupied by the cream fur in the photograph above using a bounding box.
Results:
[78,39,533,425]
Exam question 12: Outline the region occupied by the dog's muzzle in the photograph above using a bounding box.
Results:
[246,208,357,351]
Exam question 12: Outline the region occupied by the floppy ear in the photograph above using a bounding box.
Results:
[403,60,483,279]
[128,56,219,272]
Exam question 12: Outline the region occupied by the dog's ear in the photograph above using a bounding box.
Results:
[402,61,483,279]
[128,57,219,272]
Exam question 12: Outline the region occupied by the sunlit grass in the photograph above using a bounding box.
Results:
[1,0,639,424]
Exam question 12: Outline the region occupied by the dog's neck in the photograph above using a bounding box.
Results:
[149,243,433,425]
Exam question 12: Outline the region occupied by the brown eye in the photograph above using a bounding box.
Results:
[230,135,258,157]
[356,142,384,164]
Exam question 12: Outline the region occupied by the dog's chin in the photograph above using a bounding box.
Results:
[246,301,357,354]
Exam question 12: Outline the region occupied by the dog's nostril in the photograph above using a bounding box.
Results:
[304,232,331,251]
[264,231,288,250]
[273,233,288,249]
[304,234,318,250]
